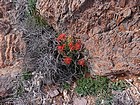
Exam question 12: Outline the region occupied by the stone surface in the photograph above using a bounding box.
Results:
[0,0,24,100]
[48,89,59,98]
[0,88,7,97]
[0,66,21,98]
[0,33,25,68]
[86,96,96,105]
[73,97,87,105]
[113,90,135,105]
[37,0,140,75]
[0,1,25,69]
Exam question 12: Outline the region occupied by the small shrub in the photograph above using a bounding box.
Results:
[56,34,89,78]
[110,80,129,91]
[75,77,94,96]
[94,76,111,96]
[75,76,110,96]
[75,76,130,105]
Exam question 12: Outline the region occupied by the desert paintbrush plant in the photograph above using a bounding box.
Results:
[23,19,89,84]
[56,34,89,79]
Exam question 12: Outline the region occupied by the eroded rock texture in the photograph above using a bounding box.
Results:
[37,0,140,75]
[0,1,25,69]
[0,1,25,100]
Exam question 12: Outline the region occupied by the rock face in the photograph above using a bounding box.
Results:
[37,0,140,75]
[0,32,25,69]
[0,1,25,69]
[0,1,25,100]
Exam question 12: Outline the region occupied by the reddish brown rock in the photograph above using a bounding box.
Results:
[0,1,25,69]
[119,0,126,8]
[0,33,25,69]
[37,0,140,75]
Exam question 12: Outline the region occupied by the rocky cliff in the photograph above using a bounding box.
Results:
[37,0,140,75]
[0,1,25,73]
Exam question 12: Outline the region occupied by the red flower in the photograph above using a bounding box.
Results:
[69,42,75,51]
[78,58,85,66]
[57,34,66,41]
[57,44,65,52]
[75,41,81,50]
[64,57,72,65]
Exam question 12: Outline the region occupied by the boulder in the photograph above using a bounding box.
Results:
[37,0,140,75]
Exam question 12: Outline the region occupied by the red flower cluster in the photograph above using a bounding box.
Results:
[78,58,85,67]
[57,33,66,42]
[63,57,72,65]
[75,41,81,51]
[68,42,75,51]
[56,34,86,66]
[57,44,65,52]
[68,41,81,51]
[57,34,82,52]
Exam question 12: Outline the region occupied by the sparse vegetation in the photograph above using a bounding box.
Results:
[75,77,94,96]
[75,76,110,96]
[75,76,129,105]
[110,80,129,91]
